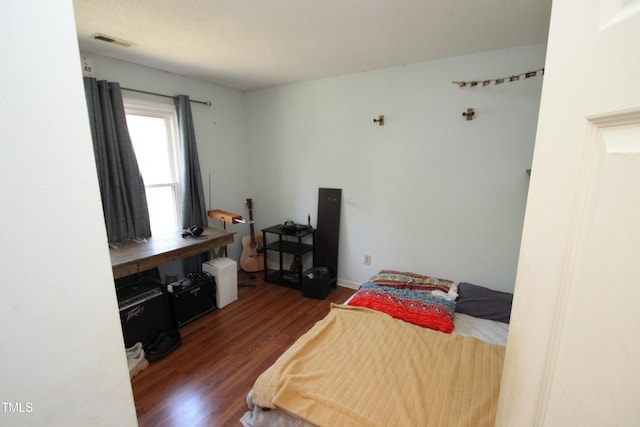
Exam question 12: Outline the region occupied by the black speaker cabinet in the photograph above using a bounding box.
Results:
[315,188,341,287]
[117,280,168,348]
[167,272,216,327]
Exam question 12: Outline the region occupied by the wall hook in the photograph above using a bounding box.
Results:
[373,115,385,126]
[462,108,475,120]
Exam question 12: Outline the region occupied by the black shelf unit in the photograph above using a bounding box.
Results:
[262,225,315,289]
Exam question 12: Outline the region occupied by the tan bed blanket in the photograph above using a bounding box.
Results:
[252,304,505,427]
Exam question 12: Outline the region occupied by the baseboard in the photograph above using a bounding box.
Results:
[337,278,360,290]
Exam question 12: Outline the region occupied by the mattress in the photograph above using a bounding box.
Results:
[241,309,509,427]
[453,312,509,346]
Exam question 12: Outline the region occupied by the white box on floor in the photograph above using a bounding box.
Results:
[203,258,238,308]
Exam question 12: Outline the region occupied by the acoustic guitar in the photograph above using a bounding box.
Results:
[239,198,266,272]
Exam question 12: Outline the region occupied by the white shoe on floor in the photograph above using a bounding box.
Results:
[126,342,143,357]
[128,350,149,378]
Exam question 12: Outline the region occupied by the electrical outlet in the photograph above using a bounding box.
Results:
[364,255,371,265]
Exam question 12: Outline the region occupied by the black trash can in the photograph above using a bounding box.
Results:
[302,267,331,300]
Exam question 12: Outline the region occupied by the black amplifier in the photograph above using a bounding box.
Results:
[167,272,216,327]
[117,280,168,347]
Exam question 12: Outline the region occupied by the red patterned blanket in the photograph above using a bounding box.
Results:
[348,282,456,332]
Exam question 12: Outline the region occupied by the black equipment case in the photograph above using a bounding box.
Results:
[117,279,168,347]
[167,272,216,327]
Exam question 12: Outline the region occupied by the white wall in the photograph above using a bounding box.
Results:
[0,2,137,426]
[498,1,640,424]
[81,52,249,263]
[81,45,544,292]
[245,44,546,292]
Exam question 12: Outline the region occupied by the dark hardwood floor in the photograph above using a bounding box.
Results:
[131,270,356,427]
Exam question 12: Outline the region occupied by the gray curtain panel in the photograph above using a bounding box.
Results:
[174,95,209,273]
[84,77,151,244]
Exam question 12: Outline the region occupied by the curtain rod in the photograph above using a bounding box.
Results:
[121,87,212,107]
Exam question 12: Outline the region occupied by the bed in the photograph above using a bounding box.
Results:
[241,270,512,427]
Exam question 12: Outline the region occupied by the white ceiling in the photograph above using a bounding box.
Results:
[73,0,552,91]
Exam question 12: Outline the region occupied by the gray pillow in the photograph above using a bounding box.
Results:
[455,282,513,324]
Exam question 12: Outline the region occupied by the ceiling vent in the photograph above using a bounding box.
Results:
[91,33,136,48]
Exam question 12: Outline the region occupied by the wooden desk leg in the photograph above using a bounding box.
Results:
[210,246,226,259]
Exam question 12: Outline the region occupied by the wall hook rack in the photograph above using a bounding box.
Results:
[462,108,475,120]
[373,115,385,126]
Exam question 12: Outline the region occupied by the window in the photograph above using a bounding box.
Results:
[124,100,181,236]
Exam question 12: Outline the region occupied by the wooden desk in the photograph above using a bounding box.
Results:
[110,227,235,279]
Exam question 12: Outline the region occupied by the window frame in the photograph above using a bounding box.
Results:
[123,98,183,234]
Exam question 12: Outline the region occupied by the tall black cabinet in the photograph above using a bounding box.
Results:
[315,188,341,287]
